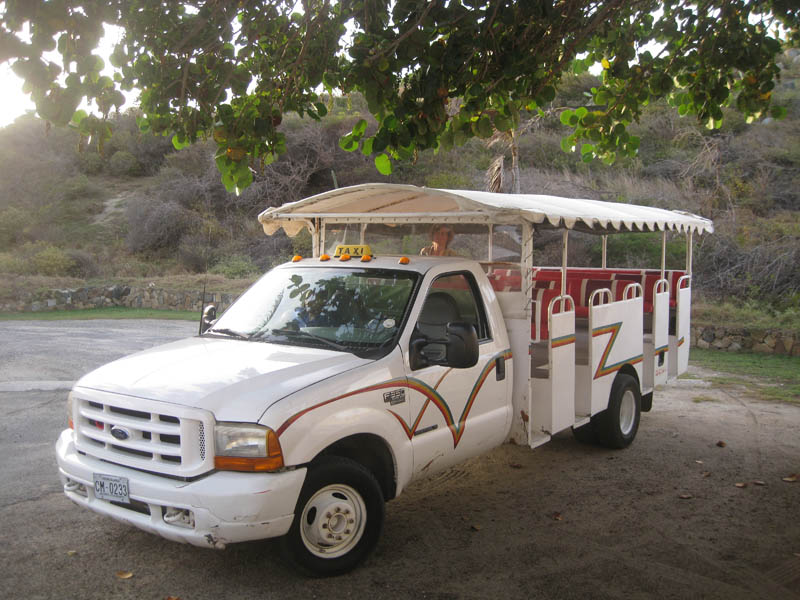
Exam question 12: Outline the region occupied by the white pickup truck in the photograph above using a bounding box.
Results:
[56,184,713,575]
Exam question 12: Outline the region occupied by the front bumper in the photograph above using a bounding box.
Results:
[56,429,306,549]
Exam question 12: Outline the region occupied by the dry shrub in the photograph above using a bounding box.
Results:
[126,196,198,254]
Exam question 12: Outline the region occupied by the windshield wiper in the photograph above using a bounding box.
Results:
[204,327,250,340]
[268,328,350,353]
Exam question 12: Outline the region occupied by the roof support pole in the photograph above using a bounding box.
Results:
[661,231,667,280]
[312,218,321,257]
[601,235,608,269]
[488,224,494,262]
[522,222,534,320]
[360,223,367,245]
[561,230,569,299]
[686,230,694,276]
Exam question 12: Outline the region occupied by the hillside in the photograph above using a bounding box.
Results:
[1,51,799,310]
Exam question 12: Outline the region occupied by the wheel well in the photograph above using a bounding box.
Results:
[617,364,640,389]
[316,434,397,500]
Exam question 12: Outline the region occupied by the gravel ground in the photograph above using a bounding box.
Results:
[0,320,798,599]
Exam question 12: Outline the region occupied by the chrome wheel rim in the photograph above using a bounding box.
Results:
[619,389,636,436]
[299,484,366,559]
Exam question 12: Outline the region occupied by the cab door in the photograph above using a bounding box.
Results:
[402,271,510,477]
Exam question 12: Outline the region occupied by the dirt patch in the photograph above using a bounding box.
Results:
[2,365,798,599]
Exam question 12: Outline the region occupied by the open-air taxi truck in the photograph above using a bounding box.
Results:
[56,183,713,575]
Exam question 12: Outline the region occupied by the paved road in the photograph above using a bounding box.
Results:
[1,320,798,599]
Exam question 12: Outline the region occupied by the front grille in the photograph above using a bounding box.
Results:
[73,392,214,478]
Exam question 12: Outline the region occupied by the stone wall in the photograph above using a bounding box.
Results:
[0,284,237,314]
[3,285,798,357]
[691,325,800,357]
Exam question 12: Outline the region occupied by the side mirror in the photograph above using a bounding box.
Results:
[410,322,479,370]
[199,304,217,334]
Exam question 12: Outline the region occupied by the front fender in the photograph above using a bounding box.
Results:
[275,405,413,497]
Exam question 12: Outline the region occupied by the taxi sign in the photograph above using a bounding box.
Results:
[333,244,371,257]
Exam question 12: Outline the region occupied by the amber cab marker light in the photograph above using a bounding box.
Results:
[361,254,372,262]
[291,255,302,262]
[320,254,331,261]
[399,256,410,265]
[340,253,351,261]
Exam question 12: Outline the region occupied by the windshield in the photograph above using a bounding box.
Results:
[206,267,419,357]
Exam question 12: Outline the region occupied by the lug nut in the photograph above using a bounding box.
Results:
[322,524,328,529]
[345,529,351,534]
[327,533,334,539]
[348,518,355,524]
[326,512,332,518]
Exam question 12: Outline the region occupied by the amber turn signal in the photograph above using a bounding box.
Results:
[398,256,410,264]
[292,255,302,262]
[320,254,331,261]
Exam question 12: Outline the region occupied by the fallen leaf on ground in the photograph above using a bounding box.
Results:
[552,512,563,521]
[695,460,704,464]
[701,471,711,478]
[716,441,727,448]
[66,550,77,556]
[782,474,798,483]
[165,597,182,600]
[753,480,766,486]
[115,571,133,580]
[470,524,482,531]
[509,463,523,469]
[735,482,748,488]
[679,494,693,500]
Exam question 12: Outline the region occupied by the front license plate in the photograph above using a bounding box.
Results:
[93,473,130,503]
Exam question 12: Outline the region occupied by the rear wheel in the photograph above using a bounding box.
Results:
[594,373,641,449]
[281,456,384,577]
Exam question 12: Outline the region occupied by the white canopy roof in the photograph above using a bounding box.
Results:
[258,183,714,236]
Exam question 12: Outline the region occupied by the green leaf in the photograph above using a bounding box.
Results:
[171,134,190,150]
[353,118,368,138]
[475,115,493,138]
[560,109,574,126]
[560,136,574,153]
[770,105,787,119]
[539,85,556,103]
[493,114,511,132]
[338,134,358,152]
[374,153,392,175]
[581,143,594,156]
[70,109,88,126]
[361,137,374,156]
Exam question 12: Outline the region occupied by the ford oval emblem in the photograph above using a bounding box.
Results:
[110,426,131,441]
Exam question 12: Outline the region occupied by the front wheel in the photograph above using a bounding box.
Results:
[281,456,385,576]
[594,373,641,449]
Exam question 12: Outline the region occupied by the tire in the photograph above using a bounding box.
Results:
[572,422,597,444]
[594,373,641,449]
[281,456,385,577]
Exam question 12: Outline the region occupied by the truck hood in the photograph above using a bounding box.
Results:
[75,336,371,422]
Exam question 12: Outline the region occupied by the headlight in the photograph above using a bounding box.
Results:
[214,423,284,472]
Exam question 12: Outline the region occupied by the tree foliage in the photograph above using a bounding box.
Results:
[2,0,798,190]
